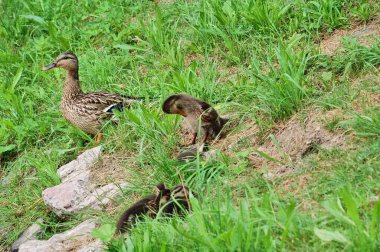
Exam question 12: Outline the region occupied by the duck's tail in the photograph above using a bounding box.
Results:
[122,95,159,107]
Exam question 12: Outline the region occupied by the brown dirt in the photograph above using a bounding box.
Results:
[277,174,311,195]
[351,72,380,112]
[63,236,96,252]
[178,124,195,147]
[248,109,346,177]
[90,151,132,186]
[214,118,260,152]
[320,18,380,56]
[353,90,380,112]
[184,53,205,67]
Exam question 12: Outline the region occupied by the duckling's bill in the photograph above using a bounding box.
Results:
[42,63,56,71]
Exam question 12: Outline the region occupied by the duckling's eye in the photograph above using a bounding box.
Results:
[63,56,70,60]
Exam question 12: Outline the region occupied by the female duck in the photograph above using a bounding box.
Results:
[42,52,139,140]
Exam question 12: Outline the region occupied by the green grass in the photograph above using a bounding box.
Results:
[1,0,380,251]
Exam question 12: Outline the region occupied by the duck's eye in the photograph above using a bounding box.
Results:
[63,56,70,60]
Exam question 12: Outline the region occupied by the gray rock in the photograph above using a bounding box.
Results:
[42,146,127,216]
[42,179,90,216]
[43,178,127,216]
[58,146,102,183]
[77,239,105,252]
[11,218,44,252]
[18,220,104,252]
[1,174,11,186]
[263,172,275,180]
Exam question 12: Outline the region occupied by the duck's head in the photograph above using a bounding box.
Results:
[42,52,78,71]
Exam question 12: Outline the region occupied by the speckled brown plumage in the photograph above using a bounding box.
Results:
[42,52,139,134]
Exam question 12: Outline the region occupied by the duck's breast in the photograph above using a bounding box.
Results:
[61,102,101,135]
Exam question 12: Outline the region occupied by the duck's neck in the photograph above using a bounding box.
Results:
[63,68,82,100]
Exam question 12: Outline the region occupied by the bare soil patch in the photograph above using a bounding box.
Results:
[320,19,380,56]
[90,151,132,186]
[62,236,96,252]
[278,174,311,195]
[248,109,346,177]
[214,118,260,152]
[351,72,380,111]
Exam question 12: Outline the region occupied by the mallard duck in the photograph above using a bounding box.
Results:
[42,52,140,140]
[162,94,228,145]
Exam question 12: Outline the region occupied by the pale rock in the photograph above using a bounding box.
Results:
[78,182,129,210]
[58,146,102,183]
[77,239,105,252]
[11,218,44,252]
[42,179,90,216]
[42,146,127,216]
[263,172,275,180]
[18,220,104,252]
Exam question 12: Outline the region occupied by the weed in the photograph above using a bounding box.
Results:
[1,0,379,251]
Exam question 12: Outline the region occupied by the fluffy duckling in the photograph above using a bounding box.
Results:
[162,94,228,145]
[161,184,194,216]
[115,184,171,234]
[42,52,141,140]
[115,184,194,235]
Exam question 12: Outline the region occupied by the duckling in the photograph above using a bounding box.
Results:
[162,94,228,145]
[115,183,195,235]
[42,52,141,141]
[161,184,194,216]
[176,144,208,162]
[115,184,171,235]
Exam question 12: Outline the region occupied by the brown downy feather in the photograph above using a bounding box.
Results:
[162,94,228,145]
[115,184,195,235]
[114,184,171,235]
[161,184,194,216]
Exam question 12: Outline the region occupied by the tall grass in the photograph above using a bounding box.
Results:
[1,0,379,250]
[244,36,312,122]
[100,186,379,251]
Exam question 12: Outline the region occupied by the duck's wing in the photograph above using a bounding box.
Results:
[75,92,141,113]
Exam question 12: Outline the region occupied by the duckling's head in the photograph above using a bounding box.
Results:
[42,52,78,71]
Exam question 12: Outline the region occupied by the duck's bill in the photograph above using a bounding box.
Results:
[42,63,56,71]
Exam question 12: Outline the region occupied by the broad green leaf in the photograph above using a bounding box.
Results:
[314,228,349,244]
[0,144,16,154]
[340,188,363,232]
[10,68,23,92]
[21,15,46,25]
[91,224,114,243]
[322,199,356,226]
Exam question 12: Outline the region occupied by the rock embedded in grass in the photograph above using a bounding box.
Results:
[18,220,103,252]
[58,146,102,183]
[11,218,44,252]
[42,146,128,216]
